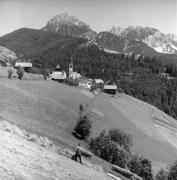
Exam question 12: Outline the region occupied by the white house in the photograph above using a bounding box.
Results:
[49,64,66,81]
[15,62,32,72]
[95,79,104,84]
[69,72,81,79]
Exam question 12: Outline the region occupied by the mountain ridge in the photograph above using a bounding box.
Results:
[109,25,177,54]
[41,13,177,55]
[42,12,97,39]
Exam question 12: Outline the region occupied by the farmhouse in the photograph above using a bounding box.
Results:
[95,79,104,84]
[15,62,32,72]
[78,78,92,89]
[103,84,117,95]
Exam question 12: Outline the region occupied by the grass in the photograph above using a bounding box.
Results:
[1,66,177,176]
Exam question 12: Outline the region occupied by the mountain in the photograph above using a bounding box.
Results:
[42,13,177,57]
[109,26,177,54]
[42,12,97,40]
[0,28,87,68]
[95,31,159,57]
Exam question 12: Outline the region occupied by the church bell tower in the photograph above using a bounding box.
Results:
[69,57,73,76]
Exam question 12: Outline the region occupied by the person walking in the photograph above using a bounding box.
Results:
[74,143,83,164]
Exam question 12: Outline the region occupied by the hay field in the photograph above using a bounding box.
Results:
[1,66,177,174]
[89,93,177,173]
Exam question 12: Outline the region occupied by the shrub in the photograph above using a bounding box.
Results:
[139,158,153,180]
[108,128,133,153]
[127,154,154,180]
[90,83,97,92]
[74,115,91,140]
[79,104,84,116]
[168,160,177,180]
[155,169,168,180]
[89,130,130,168]
[17,66,24,80]
[65,78,78,86]
[128,155,142,175]
[7,69,13,79]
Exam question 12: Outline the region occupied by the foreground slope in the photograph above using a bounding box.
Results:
[0,120,112,180]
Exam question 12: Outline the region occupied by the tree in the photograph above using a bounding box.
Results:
[79,104,84,116]
[17,66,24,80]
[74,115,91,140]
[155,169,168,180]
[128,155,142,175]
[108,128,133,153]
[7,69,13,79]
[139,158,153,180]
[168,160,177,180]
[89,129,131,168]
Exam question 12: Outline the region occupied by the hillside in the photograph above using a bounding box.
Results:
[95,31,159,57]
[0,27,176,72]
[0,120,113,180]
[0,28,86,68]
[0,46,17,62]
[0,67,177,175]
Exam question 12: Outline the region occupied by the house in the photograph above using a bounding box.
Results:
[15,62,32,72]
[49,64,66,82]
[77,78,92,89]
[103,84,117,95]
[69,72,81,80]
[95,79,104,84]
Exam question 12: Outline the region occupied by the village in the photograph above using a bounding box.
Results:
[0,57,118,95]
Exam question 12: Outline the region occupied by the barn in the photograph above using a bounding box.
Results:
[15,62,32,72]
[103,84,117,95]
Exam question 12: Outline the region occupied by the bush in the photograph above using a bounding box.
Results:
[65,78,78,86]
[17,66,24,80]
[139,158,153,180]
[168,160,177,180]
[155,169,168,180]
[7,69,13,79]
[128,155,142,175]
[128,155,154,180]
[74,115,91,140]
[108,128,133,153]
[89,130,130,168]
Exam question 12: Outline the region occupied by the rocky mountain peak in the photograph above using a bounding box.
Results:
[109,26,177,54]
[42,12,92,37]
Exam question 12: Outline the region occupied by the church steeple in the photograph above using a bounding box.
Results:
[69,56,73,76]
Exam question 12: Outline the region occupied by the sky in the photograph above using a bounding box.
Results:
[0,0,177,37]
